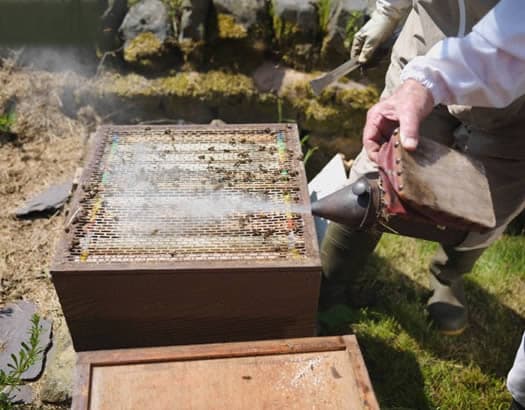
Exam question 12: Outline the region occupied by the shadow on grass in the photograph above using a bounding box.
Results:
[370,253,524,376]
[319,252,525,408]
[361,334,432,410]
[319,302,431,410]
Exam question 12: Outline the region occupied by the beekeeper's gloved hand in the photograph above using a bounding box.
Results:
[351,10,400,64]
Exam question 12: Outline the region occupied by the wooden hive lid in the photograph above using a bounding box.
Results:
[74,335,379,410]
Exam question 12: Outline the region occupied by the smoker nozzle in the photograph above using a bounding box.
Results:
[311,176,467,245]
[311,178,374,229]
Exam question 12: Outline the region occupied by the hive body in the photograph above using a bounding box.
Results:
[51,124,321,351]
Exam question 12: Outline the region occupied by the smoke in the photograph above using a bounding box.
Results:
[105,141,310,225]
[4,46,99,75]
[107,192,309,220]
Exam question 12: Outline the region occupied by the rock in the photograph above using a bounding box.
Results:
[209,118,227,126]
[0,301,53,381]
[213,0,268,39]
[253,62,287,93]
[103,0,129,25]
[15,181,73,218]
[100,0,129,50]
[80,70,378,137]
[271,0,319,69]
[120,0,170,45]
[123,31,164,63]
[272,0,318,41]
[252,62,315,97]
[176,0,211,42]
[3,385,33,405]
[321,0,367,63]
[40,320,75,404]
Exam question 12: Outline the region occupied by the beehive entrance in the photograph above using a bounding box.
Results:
[58,124,315,265]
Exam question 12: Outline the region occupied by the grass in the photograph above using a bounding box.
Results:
[319,233,525,409]
[0,112,15,133]
[317,0,332,36]
[344,11,364,49]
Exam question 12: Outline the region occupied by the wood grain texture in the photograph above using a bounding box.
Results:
[53,268,320,351]
[72,362,91,410]
[73,336,378,410]
[77,336,347,366]
[399,136,495,228]
[343,335,380,410]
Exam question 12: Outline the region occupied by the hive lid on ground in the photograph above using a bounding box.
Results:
[73,335,379,410]
[52,124,319,271]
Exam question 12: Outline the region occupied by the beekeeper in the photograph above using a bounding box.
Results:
[321,0,525,406]
[321,0,525,339]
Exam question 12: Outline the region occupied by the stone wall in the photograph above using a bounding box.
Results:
[104,0,372,70]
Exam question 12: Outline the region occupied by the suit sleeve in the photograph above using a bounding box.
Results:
[400,0,525,108]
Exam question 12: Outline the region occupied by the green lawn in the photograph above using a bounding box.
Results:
[319,234,525,410]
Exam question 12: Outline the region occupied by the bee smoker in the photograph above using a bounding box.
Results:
[311,131,496,244]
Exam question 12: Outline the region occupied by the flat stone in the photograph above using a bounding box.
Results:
[252,62,314,95]
[252,62,287,93]
[120,0,170,44]
[177,0,211,42]
[15,181,73,217]
[213,0,267,29]
[3,385,33,405]
[40,319,76,404]
[272,0,318,38]
[0,300,52,381]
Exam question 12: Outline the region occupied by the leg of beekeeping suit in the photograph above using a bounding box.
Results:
[318,147,382,309]
[319,221,382,309]
[427,246,484,335]
[319,105,458,310]
[508,331,525,410]
[427,125,525,335]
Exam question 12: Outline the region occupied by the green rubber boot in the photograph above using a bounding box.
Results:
[427,246,485,335]
[319,222,381,311]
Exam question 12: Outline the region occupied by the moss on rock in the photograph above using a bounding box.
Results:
[88,69,378,137]
[123,32,164,63]
[217,13,248,39]
[98,71,256,101]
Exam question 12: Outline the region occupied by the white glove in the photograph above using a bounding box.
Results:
[351,11,400,64]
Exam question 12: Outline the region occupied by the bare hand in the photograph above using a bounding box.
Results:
[363,79,435,162]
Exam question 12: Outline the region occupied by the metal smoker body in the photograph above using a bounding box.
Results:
[311,132,496,245]
[311,177,467,245]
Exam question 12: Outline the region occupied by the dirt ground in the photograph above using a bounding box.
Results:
[0,59,98,407]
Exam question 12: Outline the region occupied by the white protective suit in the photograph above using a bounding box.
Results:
[401,0,525,108]
[386,0,525,406]
[320,0,524,338]
[351,0,525,248]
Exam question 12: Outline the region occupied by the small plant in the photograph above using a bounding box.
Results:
[300,134,319,165]
[269,0,282,40]
[276,98,295,123]
[277,97,283,122]
[344,11,364,48]
[277,101,317,164]
[317,0,332,35]
[0,112,15,133]
[0,315,43,409]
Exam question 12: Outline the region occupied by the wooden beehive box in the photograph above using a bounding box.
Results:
[51,124,321,351]
[73,335,379,410]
